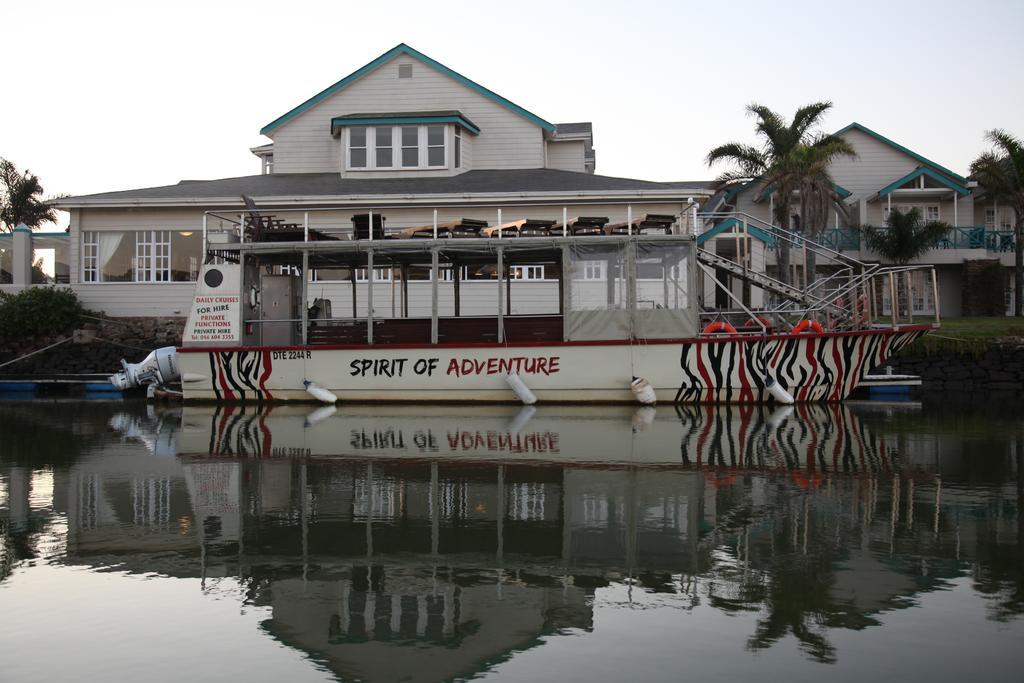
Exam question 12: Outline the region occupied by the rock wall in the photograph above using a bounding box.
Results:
[0,317,185,376]
[885,341,1024,392]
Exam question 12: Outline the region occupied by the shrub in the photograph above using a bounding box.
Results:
[0,286,84,340]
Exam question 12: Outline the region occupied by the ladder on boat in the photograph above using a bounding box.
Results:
[695,212,901,329]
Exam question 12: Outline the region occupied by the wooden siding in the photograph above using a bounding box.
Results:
[545,140,586,173]
[75,283,197,317]
[270,55,545,175]
[831,128,927,201]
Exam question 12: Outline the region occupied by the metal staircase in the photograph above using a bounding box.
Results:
[695,212,937,332]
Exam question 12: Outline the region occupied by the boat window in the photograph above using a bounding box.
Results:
[633,241,696,338]
[566,241,630,340]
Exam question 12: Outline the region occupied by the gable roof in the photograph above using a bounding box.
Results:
[754,181,851,203]
[873,166,970,199]
[834,122,966,184]
[260,44,555,136]
[697,217,776,246]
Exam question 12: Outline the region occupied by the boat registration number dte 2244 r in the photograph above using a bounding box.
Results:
[272,350,312,360]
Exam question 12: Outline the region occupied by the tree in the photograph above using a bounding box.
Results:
[862,207,950,266]
[762,140,856,286]
[862,208,949,318]
[706,102,854,286]
[0,158,58,232]
[970,129,1024,316]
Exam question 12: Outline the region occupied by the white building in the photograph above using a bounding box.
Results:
[41,44,709,319]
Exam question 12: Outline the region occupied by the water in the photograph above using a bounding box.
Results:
[0,398,1021,682]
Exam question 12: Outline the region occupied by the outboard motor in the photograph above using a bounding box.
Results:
[109,347,180,390]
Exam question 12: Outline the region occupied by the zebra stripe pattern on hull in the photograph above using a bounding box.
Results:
[209,351,274,402]
[674,329,925,404]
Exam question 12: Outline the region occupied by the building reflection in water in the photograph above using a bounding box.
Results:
[0,401,1021,678]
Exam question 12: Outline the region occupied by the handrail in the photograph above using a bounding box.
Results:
[698,211,866,269]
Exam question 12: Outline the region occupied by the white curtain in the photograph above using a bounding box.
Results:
[97,232,125,282]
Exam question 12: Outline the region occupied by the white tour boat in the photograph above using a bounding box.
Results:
[111,207,937,404]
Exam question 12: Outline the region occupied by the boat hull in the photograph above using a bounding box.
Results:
[177,326,929,404]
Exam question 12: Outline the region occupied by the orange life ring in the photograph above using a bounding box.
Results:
[792,319,824,334]
[703,321,737,335]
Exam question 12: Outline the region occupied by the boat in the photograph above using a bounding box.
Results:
[110,205,937,404]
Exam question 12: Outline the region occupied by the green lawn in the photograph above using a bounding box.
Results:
[911,316,1024,354]
[933,317,1024,339]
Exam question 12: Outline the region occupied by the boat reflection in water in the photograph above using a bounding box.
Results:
[3,401,1021,680]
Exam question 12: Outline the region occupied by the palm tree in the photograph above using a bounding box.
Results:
[0,158,58,232]
[970,129,1024,316]
[862,208,950,265]
[762,140,856,286]
[707,102,854,286]
[862,208,949,318]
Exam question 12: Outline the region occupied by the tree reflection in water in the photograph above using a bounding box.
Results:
[0,399,1021,674]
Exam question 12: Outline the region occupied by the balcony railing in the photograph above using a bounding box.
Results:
[818,226,1017,253]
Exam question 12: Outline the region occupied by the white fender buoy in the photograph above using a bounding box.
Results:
[632,406,656,432]
[764,376,795,405]
[765,405,794,428]
[631,376,657,405]
[303,380,338,404]
[507,405,536,433]
[181,373,207,384]
[304,404,337,427]
[505,373,537,405]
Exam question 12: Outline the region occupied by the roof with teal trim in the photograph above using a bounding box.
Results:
[754,181,851,203]
[697,218,776,246]
[330,111,480,135]
[260,44,555,136]
[872,166,970,200]
[0,231,68,238]
[834,122,966,184]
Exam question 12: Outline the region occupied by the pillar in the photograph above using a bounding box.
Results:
[12,224,32,286]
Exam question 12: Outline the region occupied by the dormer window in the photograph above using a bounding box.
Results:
[333,112,479,172]
[346,124,447,170]
[349,127,368,168]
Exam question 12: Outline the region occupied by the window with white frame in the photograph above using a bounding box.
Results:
[439,265,470,281]
[985,208,996,229]
[82,230,199,283]
[426,125,445,166]
[510,265,546,280]
[582,260,606,280]
[354,267,394,282]
[887,204,940,222]
[454,126,462,169]
[349,127,368,168]
[82,233,99,282]
[374,127,393,167]
[135,231,170,282]
[346,124,448,170]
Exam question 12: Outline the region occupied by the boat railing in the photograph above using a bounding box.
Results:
[202,199,703,251]
[692,210,940,334]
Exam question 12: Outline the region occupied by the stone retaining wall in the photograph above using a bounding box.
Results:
[0,317,184,376]
[885,341,1024,392]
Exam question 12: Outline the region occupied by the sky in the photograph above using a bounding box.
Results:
[1,0,1022,230]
